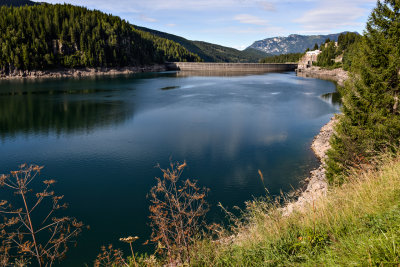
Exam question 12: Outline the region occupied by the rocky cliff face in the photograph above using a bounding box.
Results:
[248,33,347,55]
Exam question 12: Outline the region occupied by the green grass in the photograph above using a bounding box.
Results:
[188,155,400,266]
[123,155,400,266]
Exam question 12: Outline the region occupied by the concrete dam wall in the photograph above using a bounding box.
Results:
[166,62,298,72]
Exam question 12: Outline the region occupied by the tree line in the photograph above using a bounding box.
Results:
[259,53,305,63]
[326,0,400,182]
[314,32,362,70]
[0,4,201,73]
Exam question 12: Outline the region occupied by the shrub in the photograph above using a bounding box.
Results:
[0,164,84,267]
[147,161,209,265]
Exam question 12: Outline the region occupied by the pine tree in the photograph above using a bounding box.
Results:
[326,0,400,183]
[0,4,201,72]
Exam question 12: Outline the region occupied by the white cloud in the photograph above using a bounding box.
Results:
[139,14,157,23]
[166,23,177,27]
[258,1,275,11]
[107,0,276,11]
[234,14,268,25]
[200,25,286,36]
[295,0,376,32]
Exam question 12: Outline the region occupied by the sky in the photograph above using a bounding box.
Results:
[37,0,378,50]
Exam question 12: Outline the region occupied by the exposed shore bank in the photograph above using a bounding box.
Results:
[283,67,347,216]
[297,66,348,86]
[283,117,337,215]
[0,64,167,80]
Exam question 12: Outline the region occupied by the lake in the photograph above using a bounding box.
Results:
[0,71,338,265]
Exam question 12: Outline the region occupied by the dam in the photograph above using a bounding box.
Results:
[166,62,298,72]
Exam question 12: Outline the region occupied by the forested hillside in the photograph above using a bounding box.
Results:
[136,26,270,62]
[259,53,305,63]
[0,4,201,73]
[314,32,361,70]
[192,41,269,62]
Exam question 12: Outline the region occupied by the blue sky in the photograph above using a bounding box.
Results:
[38,0,377,50]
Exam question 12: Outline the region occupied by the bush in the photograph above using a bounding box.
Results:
[147,162,209,265]
[0,164,84,266]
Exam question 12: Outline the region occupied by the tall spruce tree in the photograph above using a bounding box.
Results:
[326,0,400,183]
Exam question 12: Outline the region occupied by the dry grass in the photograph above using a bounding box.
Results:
[190,155,400,266]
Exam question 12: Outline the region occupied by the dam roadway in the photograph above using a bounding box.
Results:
[166,62,298,72]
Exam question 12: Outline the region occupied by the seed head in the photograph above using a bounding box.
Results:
[119,236,139,243]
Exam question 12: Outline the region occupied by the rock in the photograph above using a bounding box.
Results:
[296,66,348,87]
[281,117,338,216]
[0,65,168,80]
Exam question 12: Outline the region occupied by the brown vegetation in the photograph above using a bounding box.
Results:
[147,161,209,265]
[0,164,84,267]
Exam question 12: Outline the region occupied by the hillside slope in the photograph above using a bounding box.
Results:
[136,26,269,62]
[249,33,349,55]
[0,4,201,74]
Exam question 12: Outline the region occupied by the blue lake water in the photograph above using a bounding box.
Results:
[0,71,339,265]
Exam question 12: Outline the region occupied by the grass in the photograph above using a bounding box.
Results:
[187,155,400,266]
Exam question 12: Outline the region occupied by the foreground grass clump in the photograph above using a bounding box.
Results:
[188,156,400,266]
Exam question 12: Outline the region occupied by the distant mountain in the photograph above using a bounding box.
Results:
[0,0,36,6]
[249,33,350,55]
[136,26,270,63]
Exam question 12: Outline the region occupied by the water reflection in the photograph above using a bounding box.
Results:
[321,92,342,107]
[0,96,134,137]
[0,72,339,266]
[175,70,287,77]
[0,79,136,137]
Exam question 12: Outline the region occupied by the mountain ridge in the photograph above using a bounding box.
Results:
[135,26,270,63]
[249,32,355,55]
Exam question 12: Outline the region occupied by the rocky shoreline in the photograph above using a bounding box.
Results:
[0,64,167,80]
[296,66,348,87]
[282,67,347,216]
[282,117,337,216]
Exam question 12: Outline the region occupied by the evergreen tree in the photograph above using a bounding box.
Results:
[315,41,336,67]
[313,43,319,50]
[0,4,201,73]
[326,0,400,183]
[259,53,305,63]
